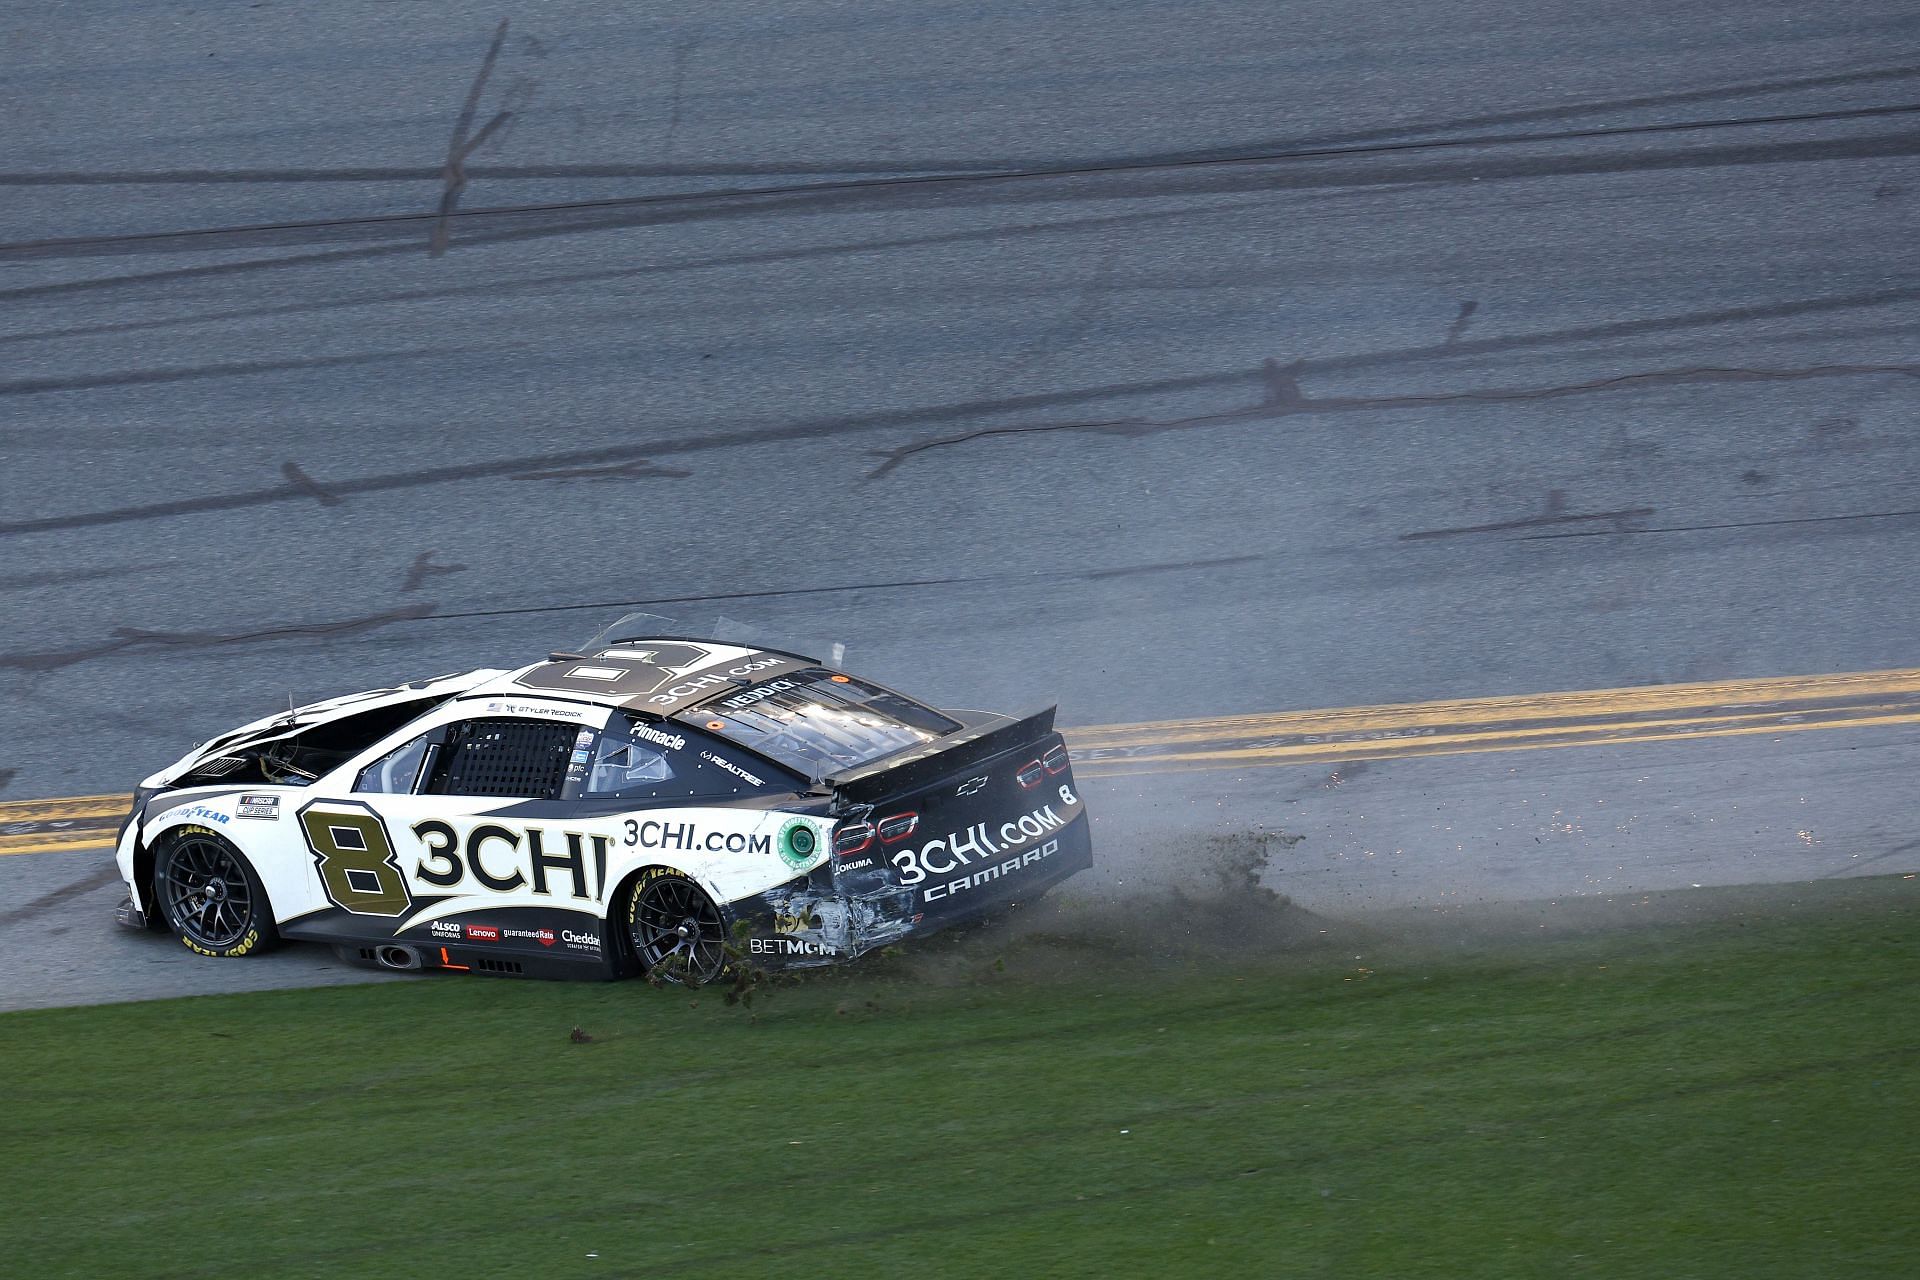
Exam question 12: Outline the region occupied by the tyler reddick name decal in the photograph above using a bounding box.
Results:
[890,787,1079,902]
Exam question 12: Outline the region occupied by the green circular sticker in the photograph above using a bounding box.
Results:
[780,820,818,869]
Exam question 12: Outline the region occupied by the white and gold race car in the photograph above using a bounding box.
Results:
[114,615,1090,984]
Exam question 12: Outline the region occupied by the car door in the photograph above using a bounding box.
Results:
[566,711,823,907]
[292,698,612,938]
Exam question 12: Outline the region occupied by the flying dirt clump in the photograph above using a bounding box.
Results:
[875,829,1353,987]
[1036,827,1336,960]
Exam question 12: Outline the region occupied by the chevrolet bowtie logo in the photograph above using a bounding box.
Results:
[956,776,989,796]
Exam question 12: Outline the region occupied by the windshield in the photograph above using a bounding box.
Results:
[677,667,958,777]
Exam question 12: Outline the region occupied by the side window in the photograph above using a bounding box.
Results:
[579,733,675,799]
[574,715,797,802]
[354,730,439,794]
[423,718,582,800]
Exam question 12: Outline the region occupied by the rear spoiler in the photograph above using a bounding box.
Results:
[827,706,1058,807]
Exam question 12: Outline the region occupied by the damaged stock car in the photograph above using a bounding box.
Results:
[114,614,1091,984]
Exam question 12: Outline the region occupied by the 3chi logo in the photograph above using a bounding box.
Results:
[956,775,989,797]
[297,801,413,917]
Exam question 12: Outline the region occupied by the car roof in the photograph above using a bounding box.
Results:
[465,637,824,717]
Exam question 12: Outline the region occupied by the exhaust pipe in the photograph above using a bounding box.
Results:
[376,944,422,971]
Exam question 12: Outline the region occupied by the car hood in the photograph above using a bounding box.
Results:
[145,668,505,788]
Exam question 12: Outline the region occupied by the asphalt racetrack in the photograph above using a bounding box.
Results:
[3,1,1919,1010]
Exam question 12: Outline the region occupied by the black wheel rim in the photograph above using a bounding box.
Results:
[630,876,726,985]
[159,835,255,950]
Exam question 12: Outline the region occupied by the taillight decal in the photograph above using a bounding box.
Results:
[1043,744,1069,775]
[1016,759,1046,789]
[834,821,875,857]
[876,812,920,844]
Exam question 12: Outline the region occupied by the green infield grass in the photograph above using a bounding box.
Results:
[3,874,1915,1279]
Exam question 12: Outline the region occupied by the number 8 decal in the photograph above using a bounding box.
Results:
[513,643,714,699]
[298,800,414,917]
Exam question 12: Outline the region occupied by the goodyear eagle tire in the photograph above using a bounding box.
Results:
[153,825,278,958]
[625,868,727,986]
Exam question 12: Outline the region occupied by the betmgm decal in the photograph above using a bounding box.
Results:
[297,800,414,918]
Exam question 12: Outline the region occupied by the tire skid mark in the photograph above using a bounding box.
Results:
[1442,299,1479,345]
[867,360,1920,478]
[0,863,122,927]
[3,100,1917,262]
[0,550,1254,675]
[280,462,343,507]
[399,550,468,592]
[430,18,517,257]
[0,350,438,399]
[1523,507,1920,539]
[0,564,158,591]
[0,603,439,674]
[2,58,1915,190]
[511,458,694,483]
[0,367,1241,536]
[413,552,1258,626]
[11,339,1918,539]
[1402,507,1657,540]
[1818,837,1920,877]
[0,199,1238,319]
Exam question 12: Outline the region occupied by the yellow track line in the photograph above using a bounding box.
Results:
[1070,697,1920,767]
[4,666,1918,856]
[0,793,129,823]
[0,827,125,857]
[1068,667,1920,747]
[1075,706,1920,777]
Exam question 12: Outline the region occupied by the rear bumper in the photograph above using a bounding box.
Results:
[731,808,1093,968]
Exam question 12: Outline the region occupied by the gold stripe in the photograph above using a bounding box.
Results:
[3,666,1919,855]
[1076,708,1920,776]
[1071,699,1920,766]
[0,828,121,857]
[1066,667,1920,747]
[0,793,130,823]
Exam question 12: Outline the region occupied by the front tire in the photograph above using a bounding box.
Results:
[153,826,277,958]
[625,869,727,986]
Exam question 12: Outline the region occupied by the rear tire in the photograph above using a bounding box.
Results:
[624,869,727,986]
[153,826,278,958]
